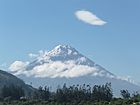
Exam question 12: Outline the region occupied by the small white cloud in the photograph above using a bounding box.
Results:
[9,61,28,72]
[0,63,7,69]
[117,76,136,84]
[29,50,48,60]
[29,53,38,58]
[75,10,107,26]
[0,63,7,67]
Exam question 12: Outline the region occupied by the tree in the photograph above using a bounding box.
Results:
[32,86,50,101]
[44,86,50,101]
[120,89,130,99]
[92,83,113,101]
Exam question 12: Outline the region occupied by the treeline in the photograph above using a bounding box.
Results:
[0,83,113,102]
[32,83,112,102]
[0,83,140,105]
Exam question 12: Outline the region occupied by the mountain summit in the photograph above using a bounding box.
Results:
[9,45,140,95]
[34,44,94,65]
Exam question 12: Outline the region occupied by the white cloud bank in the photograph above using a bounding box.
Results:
[75,10,107,26]
[9,60,98,78]
[9,59,136,85]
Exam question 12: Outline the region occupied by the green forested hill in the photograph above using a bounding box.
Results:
[0,70,34,96]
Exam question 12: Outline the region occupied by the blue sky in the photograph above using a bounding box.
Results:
[0,0,140,82]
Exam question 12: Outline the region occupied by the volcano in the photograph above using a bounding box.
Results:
[9,45,140,96]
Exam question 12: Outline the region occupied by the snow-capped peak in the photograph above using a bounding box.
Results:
[47,45,78,56]
[36,45,96,67]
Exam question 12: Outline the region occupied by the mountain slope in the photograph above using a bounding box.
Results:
[9,45,140,96]
[0,70,34,96]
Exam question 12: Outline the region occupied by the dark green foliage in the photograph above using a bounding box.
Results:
[92,83,113,101]
[32,86,50,101]
[0,99,138,105]
[0,83,140,105]
[54,83,113,102]
[131,91,140,103]
[120,89,130,99]
[1,84,25,100]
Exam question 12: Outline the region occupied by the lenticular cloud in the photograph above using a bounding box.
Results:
[75,10,107,26]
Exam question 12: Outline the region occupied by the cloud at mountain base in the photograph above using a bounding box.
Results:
[9,60,98,78]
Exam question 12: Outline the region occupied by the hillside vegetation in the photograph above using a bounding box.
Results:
[0,83,140,105]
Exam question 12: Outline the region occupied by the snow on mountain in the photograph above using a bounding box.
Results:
[9,45,140,96]
[9,45,116,79]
